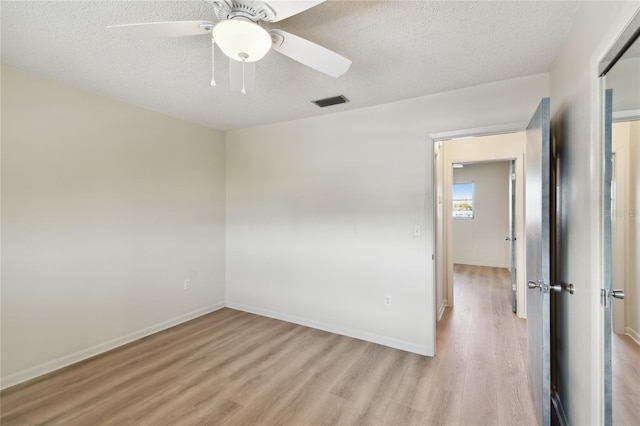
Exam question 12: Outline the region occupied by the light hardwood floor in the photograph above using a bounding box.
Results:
[612,332,640,425]
[1,265,536,425]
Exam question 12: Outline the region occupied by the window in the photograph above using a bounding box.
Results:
[452,182,474,219]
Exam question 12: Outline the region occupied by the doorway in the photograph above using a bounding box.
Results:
[451,160,513,304]
[431,103,555,423]
[434,131,527,320]
[431,129,536,423]
[610,119,640,425]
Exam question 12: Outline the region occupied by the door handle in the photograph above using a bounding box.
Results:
[528,280,556,292]
[528,280,573,294]
[611,290,625,300]
[561,282,575,294]
[548,284,562,293]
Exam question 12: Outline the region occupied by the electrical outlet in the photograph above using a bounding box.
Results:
[183,279,191,290]
[385,295,391,307]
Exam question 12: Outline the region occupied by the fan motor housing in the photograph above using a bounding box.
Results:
[211,0,275,23]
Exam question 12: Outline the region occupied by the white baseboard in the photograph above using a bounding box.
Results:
[2,299,437,389]
[438,300,447,321]
[226,301,431,356]
[625,326,640,346]
[452,260,509,269]
[0,302,225,390]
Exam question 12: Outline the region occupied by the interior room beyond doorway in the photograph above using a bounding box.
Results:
[432,130,532,422]
[434,131,527,321]
[451,161,511,270]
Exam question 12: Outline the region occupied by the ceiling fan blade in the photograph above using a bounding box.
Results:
[270,29,351,78]
[266,0,326,23]
[106,21,215,39]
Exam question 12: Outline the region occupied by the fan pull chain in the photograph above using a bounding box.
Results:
[210,37,216,87]
[241,59,246,95]
[238,52,249,95]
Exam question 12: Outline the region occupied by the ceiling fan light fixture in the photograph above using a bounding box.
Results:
[212,19,271,62]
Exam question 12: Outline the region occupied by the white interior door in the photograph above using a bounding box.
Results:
[525,97,553,426]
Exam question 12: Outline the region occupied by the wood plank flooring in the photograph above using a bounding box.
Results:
[612,332,640,425]
[1,265,536,425]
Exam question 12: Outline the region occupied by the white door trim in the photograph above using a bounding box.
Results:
[431,122,529,142]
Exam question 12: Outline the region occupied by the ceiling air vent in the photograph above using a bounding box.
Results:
[312,95,350,108]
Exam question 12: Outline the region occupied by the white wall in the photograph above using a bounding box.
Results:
[452,162,511,268]
[606,57,640,112]
[549,2,640,424]
[1,67,227,388]
[226,74,548,357]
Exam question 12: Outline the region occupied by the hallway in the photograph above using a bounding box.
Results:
[438,264,536,425]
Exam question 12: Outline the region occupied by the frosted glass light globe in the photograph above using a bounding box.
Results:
[213,19,271,62]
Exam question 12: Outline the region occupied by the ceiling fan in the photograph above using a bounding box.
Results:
[107,0,352,94]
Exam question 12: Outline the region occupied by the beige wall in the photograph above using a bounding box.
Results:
[434,141,446,320]
[612,120,640,342]
[628,120,640,342]
[612,121,631,335]
[452,162,511,268]
[1,67,227,388]
[226,75,547,356]
[549,2,640,424]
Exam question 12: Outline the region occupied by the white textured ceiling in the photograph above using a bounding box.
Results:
[1,1,581,130]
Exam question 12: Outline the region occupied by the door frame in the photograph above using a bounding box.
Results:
[431,124,529,319]
[610,114,640,337]
[598,10,640,424]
